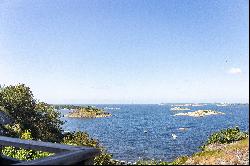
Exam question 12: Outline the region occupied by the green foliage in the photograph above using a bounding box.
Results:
[94,152,118,165]
[62,131,100,148]
[201,127,248,149]
[62,131,116,165]
[20,129,33,140]
[135,159,170,165]
[1,130,53,161]
[0,84,115,165]
[0,84,63,142]
[4,123,22,137]
[53,104,84,110]
[135,160,161,165]
[33,102,64,142]
[0,84,36,127]
[135,157,188,165]
[67,106,111,118]
[169,156,188,165]
[2,146,52,161]
[54,104,110,116]
[53,104,97,110]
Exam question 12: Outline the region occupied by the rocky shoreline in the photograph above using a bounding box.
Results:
[65,107,112,118]
[170,107,190,111]
[185,138,249,165]
[174,110,225,117]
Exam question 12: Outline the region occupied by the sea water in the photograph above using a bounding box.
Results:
[60,104,249,162]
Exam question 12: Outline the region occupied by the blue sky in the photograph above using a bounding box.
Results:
[0,0,249,104]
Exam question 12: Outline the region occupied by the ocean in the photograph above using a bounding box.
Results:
[59,104,249,162]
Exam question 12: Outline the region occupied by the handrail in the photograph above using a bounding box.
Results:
[0,136,100,165]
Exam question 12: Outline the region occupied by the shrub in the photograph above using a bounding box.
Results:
[0,84,64,142]
[201,126,248,149]
[169,156,188,165]
[1,130,53,161]
[94,152,118,165]
[62,131,100,148]
[62,131,116,165]
[0,84,117,165]
[135,158,189,165]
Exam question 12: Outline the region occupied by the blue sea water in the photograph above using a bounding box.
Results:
[60,104,249,162]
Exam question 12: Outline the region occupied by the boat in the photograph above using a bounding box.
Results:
[179,127,188,131]
[172,134,177,139]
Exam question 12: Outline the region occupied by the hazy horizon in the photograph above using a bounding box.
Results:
[50,102,249,105]
[0,0,249,104]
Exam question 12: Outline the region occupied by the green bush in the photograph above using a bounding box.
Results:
[1,130,53,161]
[0,84,64,142]
[201,127,248,149]
[135,160,169,165]
[135,156,188,165]
[62,131,117,165]
[168,156,188,165]
[94,152,118,165]
[1,130,116,165]
[62,131,100,148]
[0,84,118,165]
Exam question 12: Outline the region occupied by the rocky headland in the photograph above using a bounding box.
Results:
[65,106,111,118]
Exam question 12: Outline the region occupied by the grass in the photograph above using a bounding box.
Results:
[134,138,249,165]
[185,137,249,165]
[134,156,189,165]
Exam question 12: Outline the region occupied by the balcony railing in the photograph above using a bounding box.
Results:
[0,136,100,165]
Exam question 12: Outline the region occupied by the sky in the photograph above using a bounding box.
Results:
[0,0,249,104]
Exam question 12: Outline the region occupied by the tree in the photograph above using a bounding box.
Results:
[0,84,63,142]
[0,84,36,126]
[33,102,64,142]
[0,84,116,165]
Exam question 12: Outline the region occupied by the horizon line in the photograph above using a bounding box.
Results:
[49,102,249,105]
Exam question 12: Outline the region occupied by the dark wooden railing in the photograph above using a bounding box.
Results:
[0,136,100,165]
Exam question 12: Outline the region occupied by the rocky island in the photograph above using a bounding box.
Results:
[170,107,190,111]
[65,106,111,118]
[174,110,225,117]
